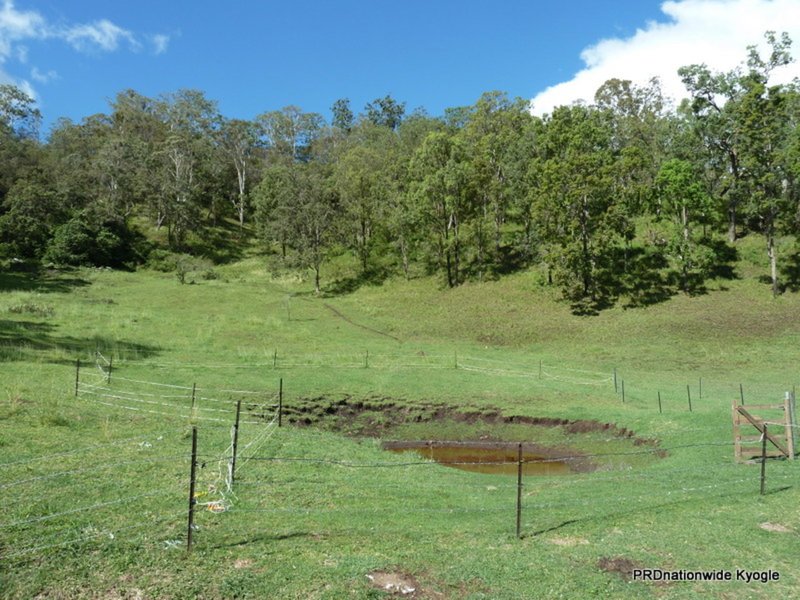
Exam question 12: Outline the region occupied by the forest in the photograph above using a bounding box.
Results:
[1,31,799,313]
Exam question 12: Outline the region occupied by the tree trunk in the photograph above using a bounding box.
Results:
[728,203,737,243]
[399,236,410,280]
[581,195,591,298]
[767,231,779,297]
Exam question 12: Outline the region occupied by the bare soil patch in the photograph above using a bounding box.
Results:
[598,556,644,581]
[284,395,658,444]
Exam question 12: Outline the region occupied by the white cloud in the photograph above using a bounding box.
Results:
[0,0,45,61]
[151,33,169,55]
[30,66,57,83]
[0,1,169,102]
[63,19,139,53]
[531,0,800,115]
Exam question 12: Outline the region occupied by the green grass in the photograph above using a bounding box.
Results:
[2,235,800,598]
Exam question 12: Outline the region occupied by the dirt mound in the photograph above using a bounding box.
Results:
[283,395,660,449]
[598,556,644,580]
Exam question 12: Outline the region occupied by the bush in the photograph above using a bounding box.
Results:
[43,216,148,268]
[175,255,215,284]
[7,301,54,317]
[145,249,182,272]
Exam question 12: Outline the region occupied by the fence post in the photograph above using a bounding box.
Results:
[657,391,662,414]
[191,383,197,417]
[621,380,625,403]
[687,385,692,412]
[230,400,242,488]
[187,426,198,552]
[760,424,768,495]
[273,349,277,368]
[740,384,745,406]
[74,359,81,397]
[107,356,113,385]
[278,378,283,428]
[516,442,523,539]
[613,368,617,393]
[454,350,458,369]
[788,390,798,459]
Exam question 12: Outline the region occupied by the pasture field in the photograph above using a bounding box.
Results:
[2,240,800,599]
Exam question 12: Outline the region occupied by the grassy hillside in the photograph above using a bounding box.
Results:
[1,235,800,599]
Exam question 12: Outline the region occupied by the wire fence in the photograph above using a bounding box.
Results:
[4,354,798,565]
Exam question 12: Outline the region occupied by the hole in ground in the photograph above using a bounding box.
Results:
[383,440,576,475]
[285,396,665,474]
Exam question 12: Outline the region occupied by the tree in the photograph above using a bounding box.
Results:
[680,60,749,242]
[217,118,261,229]
[0,84,41,139]
[461,91,532,276]
[681,31,795,295]
[535,105,623,310]
[331,98,354,133]
[410,130,474,287]
[735,33,795,296]
[654,159,715,291]
[253,160,338,293]
[333,123,394,273]
[0,170,64,259]
[595,78,672,215]
[153,89,220,248]
[364,95,405,131]
[0,85,41,205]
[257,106,324,162]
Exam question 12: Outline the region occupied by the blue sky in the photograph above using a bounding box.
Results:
[1,1,799,133]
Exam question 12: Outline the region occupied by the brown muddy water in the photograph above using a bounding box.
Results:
[382,441,576,475]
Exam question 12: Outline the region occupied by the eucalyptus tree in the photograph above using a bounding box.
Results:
[387,113,444,278]
[734,33,796,296]
[257,106,324,162]
[216,117,261,229]
[331,98,354,134]
[107,89,163,218]
[681,31,796,295]
[409,130,475,287]
[460,92,532,277]
[364,95,405,131]
[0,84,41,139]
[153,89,220,248]
[253,158,338,293]
[332,122,393,273]
[0,84,41,204]
[594,78,672,216]
[535,105,623,309]
[654,158,715,291]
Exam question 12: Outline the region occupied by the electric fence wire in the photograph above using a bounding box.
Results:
[76,389,267,426]
[0,487,180,530]
[3,511,185,560]
[234,416,280,476]
[0,453,193,490]
[0,428,179,468]
[231,458,760,492]
[238,439,741,470]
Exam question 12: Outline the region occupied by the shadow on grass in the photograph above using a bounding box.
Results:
[620,247,674,309]
[0,269,90,294]
[525,482,791,538]
[779,248,800,293]
[209,531,319,549]
[322,265,393,297]
[0,319,160,364]
[706,238,739,281]
[185,221,252,265]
